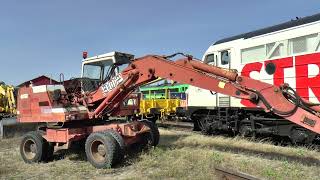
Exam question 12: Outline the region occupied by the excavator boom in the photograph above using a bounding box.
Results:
[90,54,320,134]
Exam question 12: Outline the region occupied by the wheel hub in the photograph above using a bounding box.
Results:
[97,144,106,156]
[30,144,36,153]
[23,139,37,159]
[91,140,107,162]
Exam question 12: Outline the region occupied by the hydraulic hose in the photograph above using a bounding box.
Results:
[273,86,300,116]
[283,86,319,114]
[164,52,193,59]
[249,86,300,117]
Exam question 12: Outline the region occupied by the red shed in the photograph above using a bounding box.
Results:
[17,75,59,87]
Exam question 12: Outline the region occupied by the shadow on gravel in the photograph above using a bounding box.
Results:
[211,144,320,166]
[46,130,320,168]
[50,143,87,162]
[158,134,190,147]
[49,140,158,169]
[114,133,191,168]
[157,131,320,167]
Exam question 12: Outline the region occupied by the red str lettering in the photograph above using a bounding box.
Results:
[241,62,263,107]
[296,53,320,101]
[265,57,293,86]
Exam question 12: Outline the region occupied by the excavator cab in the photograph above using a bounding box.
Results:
[81,51,134,92]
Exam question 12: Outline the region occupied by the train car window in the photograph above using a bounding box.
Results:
[266,42,286,59]
[241,45,265,63]
[221,50,230,65]
[292,36,307,54]
[204,54,215,64]
[289,34,318,54]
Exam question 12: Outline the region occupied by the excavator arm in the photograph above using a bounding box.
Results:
[88,54,320,134]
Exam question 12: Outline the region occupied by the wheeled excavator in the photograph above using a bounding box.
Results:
[17,52,320,168]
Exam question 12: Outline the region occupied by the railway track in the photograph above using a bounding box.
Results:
[157,120,320,149]
[156,120,194,131]
[214,166,261,180]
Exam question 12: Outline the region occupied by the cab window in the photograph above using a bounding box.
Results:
[83,65,102,80]
[204,54,215,64]
[221,50,230,65]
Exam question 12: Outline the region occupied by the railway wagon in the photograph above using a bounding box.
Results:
[188,13,320,143]
[139,84,188,121]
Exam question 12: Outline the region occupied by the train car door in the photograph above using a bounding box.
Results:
[216,49,232,107]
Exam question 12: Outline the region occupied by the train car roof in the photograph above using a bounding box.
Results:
[140,83,189,91]
[213,13,320,45]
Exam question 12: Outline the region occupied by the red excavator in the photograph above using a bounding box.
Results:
[17,52,320,168]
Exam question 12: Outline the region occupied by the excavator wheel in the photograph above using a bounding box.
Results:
[85,132,117,168]
[140,120,160,147]
[104,129,125,163]
[20,131,54,163]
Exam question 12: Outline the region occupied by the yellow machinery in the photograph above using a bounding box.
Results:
[0,82,16,116]
[0,82,19,139]
[0,82,38,139]
[139,84,188,122]
[140,98,182,120]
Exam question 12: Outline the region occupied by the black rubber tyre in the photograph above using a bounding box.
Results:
[104,129,125,163]
[85,132,117,169]
[72,138,86,150]
[20,131,52,163]
[140,120,160,147]
[45,142,54,161]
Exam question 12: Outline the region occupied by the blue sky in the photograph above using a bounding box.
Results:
[0,1,319,85]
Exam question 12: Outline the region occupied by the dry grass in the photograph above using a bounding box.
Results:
[0,128,320,180]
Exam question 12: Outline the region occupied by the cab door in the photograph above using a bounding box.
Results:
[216,49,232,107]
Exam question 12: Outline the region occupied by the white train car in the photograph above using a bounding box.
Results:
[187,13,320,143]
